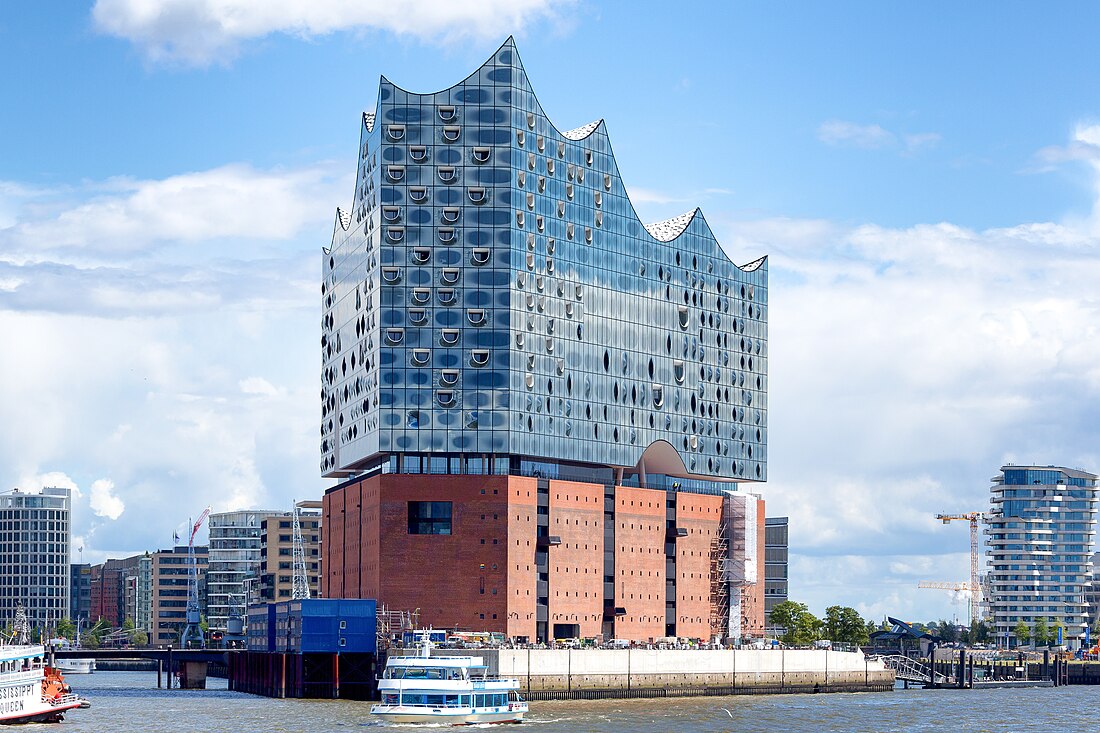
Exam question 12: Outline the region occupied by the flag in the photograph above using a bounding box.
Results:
[173,530,180,545]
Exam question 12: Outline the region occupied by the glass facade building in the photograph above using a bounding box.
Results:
[207,511,279,633]
[764,516,789,620]
[0,487,70,629]
[321,38,767,489]
[986,465,1098,648]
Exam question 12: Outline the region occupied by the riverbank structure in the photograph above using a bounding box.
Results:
[321,38,769,643]
[986,465,1098,649]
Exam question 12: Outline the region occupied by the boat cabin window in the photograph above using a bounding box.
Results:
[384,665,466,680]
[473,693,509,708]
[399,693,468,707]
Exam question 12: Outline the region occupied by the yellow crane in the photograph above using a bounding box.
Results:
[917,581,971,623]
[933,512,984,624]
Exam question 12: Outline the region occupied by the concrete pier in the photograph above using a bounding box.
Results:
[421,648,893,699]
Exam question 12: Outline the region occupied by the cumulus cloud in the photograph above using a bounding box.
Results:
[89,479,126,520]
[2,162,346,258]
[92,0,571,65]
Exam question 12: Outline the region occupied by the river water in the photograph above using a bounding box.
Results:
[58,671,1098,732]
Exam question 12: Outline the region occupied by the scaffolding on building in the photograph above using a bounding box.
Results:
[375,605,420,652]
[711,492,758,642]
[708,522,730,638]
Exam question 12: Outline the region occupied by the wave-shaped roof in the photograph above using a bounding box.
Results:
[562,120,602,140]
[644,210,699,242]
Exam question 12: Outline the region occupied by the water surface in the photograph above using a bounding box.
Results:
[60,671,1097,733]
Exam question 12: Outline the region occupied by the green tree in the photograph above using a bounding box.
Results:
[879,619,891,633]
[1052,619,1065,647]
[824,606,869,645]
[1014,619,1031,647]
[865,620,878,640]
[122,618,135,631]
[1033,617,1049,647]
[768,601,821,646]
[56,618,76,640]
[968,619,990,645]
[132,630,148,647]
[933,619,958,644]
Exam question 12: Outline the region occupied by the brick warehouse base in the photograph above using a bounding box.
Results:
[323,473,765,643]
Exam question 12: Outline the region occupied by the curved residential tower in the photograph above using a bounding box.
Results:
[322,39,769,643]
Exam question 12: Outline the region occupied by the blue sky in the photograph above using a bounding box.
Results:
[2,1,1100,624]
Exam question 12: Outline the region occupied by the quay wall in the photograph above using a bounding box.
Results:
[413,649,894,698]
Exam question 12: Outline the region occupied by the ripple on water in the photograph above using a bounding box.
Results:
[59,672,1100,733]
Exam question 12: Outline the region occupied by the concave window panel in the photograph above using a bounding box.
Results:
[438,227,457,244]
[441,268,460,285]
[437,289,457,305]
[411,349,431,366]
[437,390,456,407]
[382,206,400,222]
[384,328,405,345]
[412,248,431,264]
[467,186,487,204]
[438,166,457,183]
[386,124,405,141]
[440,329,460,346]
[411,288,431,305]
[471,248,491,265]
[387,227,405,243]
[470,349,490,367]
[442,126,461,142]
[409,308,428,325]
[440,369,459,386]
[673,360,686,384]
[441,207,461,223]
[409,186,429,203]
[381,267,401,284]
[472,147,491,163]
[467,308,486,326]
[409,145,428,162]
[386,165,405,182]
[438,105,457,121]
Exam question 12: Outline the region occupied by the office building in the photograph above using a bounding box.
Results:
[69,563,91,624]
[0,487,71,630]
[259,503,322,602]
[764,516,789,619]
[150,545,208,646]
[321,39,768,642]
[89,554,142,627]
[986,465,1098,649]
[207,511,279,632]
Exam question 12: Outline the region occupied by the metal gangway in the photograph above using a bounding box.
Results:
[872,655,952,686]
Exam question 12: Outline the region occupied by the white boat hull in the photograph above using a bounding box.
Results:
[55,659,95,675]
[370,705,525,725]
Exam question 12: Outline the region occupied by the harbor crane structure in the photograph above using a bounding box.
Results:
[292,500,310,600]
[180,507,212,648]
[930,512,985,624]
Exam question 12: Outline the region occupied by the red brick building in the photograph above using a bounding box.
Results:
[323,473,765,643]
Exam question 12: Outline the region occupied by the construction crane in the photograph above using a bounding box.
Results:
[291,500,310,600]
[934,512,984,624]
[917,581,971,623]
[180,507,212,648]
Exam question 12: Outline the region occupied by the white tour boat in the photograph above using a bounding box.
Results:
[371,642,527,725]
[54,658,95,675]
[0,644,83,724]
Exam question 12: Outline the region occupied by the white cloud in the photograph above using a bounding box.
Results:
[89,479,125,520]
[92,0,571,65]
[240,376,281,397]
[3,163,346,258]
[818,119,940,155]
[817,120,895,149]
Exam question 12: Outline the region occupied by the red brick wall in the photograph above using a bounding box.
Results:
[506,476,537,641]
[613,486,666,641]
[377,474,511,632]
[674,492,724,640]
[547,480,604,638]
